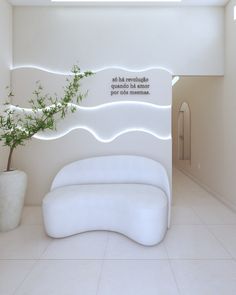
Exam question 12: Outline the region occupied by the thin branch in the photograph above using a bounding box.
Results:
[0,65,93,171]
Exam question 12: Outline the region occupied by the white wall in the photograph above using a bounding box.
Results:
[10,5,226,204]
[13,6,224,75]
[12,68,172,205]
[221,0,236,209]
[0,0,12,171]
[173,0,236,211]
[173,76,225,200]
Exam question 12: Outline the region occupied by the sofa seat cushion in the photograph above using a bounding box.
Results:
[43,183,168,246]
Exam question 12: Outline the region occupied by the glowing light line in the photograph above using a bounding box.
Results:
[10,101,171,142]
[10,66,173,142]
[11,65,178,86]
[172,76,180,86]
[10,101,171,112]
[34,126,172,142]
[11,65,174,76]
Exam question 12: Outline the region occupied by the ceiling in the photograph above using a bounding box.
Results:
[8,0,230,6]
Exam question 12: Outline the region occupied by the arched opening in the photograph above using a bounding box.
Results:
[178,102,191,161]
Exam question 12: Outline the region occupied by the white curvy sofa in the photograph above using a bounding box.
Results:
[43,155,171,246]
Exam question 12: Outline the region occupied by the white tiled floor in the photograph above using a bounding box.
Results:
[1,168,236,295]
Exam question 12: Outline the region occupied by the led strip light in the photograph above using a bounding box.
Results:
[11,65,174,75]
[10,101,171,142]
[11,65,179,86]
[10,66,173,142]
[35,127,172,142]
[51,0,181,2]
[11,101,171,112]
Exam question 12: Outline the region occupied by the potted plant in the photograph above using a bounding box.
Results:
[0,65,93,231]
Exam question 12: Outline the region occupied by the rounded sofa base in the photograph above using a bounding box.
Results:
[43,183,168,246]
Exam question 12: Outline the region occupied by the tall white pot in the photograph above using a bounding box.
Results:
[0,170,27,231]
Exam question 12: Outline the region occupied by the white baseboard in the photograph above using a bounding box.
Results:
[176,166,236,213]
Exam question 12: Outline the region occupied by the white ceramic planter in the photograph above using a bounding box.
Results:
[0,170,27,231]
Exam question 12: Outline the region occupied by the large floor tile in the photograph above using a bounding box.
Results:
[172,193,191,207]
[177,191,221,208]
[172,173,205,194]
[2,169,235,295]
[192,204,236,225]
[0,260,35,295]
[42,231,108,259]
[104,232,168,259]
[172,189,216,208]
[0,225,51,259]
[21,206,43,225]
[171,206,202,225]
[171,260,236,295]
[208,225,236,258]
[173,181,204,194]
[97,260,179,295]
[15,260,102,295]
[164,225,230,259]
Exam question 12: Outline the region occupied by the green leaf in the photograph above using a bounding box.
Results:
[0,64,94,171]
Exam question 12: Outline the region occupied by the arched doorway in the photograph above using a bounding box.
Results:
[178,102,191,161]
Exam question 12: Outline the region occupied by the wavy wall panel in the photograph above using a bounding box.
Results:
[13,102,171,141]
[11,67,172,107]
[10,67,172,205]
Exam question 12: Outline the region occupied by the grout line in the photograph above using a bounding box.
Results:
[38,238,53,260]
[4,171,236,295]
[95,258,105,295]
[205,225,234,259]
[173,170,235,260]
[12,259,38,295]
[11,234,53,294]
[175,167,236,213]
[172,222,236,226]
[3,220,53,294]
[95,232,110,295]
[163,235,170,260]
[167,259,182,295]
[158,241,182,295]
[102,232,110,260]
[0,257,234,261]
[173,172,236,227]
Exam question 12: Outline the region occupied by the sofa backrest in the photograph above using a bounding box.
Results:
[51,155,171,204]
